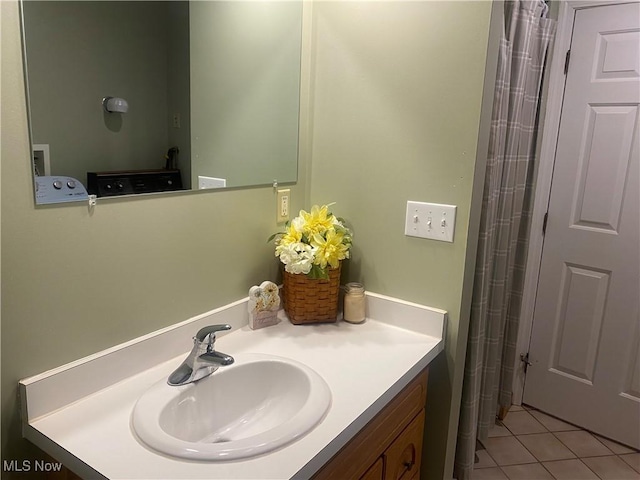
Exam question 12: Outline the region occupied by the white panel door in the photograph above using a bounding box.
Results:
[524,2,640,448]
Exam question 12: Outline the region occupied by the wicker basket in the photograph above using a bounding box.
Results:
[282,263,341,324]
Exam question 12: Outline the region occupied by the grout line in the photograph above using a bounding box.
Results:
[617,453,640,475]
[539,460,558,480]
[513,432,547,464]
[476,407,639,479]
[582,458,604,480]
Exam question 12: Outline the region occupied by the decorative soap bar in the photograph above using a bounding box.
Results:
[248,281,281,330]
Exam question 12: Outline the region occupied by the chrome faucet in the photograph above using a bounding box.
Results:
[167,324,234,386]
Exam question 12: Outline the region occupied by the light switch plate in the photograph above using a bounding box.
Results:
[405,201,457,243]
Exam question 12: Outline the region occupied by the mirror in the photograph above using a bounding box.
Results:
[21,0,302,204]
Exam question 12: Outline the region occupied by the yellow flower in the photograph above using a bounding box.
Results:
[277,223,302,247]
[311,230,350,269]
[299,205,335,238]
[270,203,352,278]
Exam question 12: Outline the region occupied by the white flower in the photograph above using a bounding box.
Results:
[276,242,315,275]
[286,261,312,275]
[291,216,305,234]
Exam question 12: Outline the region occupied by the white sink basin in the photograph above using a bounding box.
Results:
[132,353,331,460]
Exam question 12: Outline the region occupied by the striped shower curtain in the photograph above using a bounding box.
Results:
[455,1,555,479]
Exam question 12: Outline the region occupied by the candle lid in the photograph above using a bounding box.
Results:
[345,282,364,294]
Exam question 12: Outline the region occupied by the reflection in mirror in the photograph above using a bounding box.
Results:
[21,1,302,204]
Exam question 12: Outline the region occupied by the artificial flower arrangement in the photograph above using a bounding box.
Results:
[269,204,352,280]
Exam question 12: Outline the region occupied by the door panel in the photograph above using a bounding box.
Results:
[595,30,640,80]
[524,2,640,449]
[572,105,637,232]
[551,264,610,384]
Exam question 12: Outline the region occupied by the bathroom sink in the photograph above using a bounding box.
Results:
[132,353,331,460]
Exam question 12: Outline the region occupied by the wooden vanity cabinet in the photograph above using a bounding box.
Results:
[313,368,428,480]
[361,458,385,480]
[382,409,425,480]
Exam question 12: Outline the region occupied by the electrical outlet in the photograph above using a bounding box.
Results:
[405,201,457,242]
[172,113,181,129]
[198,176,226,189]
[277,189,290,223]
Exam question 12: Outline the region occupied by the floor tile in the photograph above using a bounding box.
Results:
[485,436,538,466]
[502,411,548,435]
[471,467,509,480]
[621,453,640,474]
[555,430,613,458]
[529,410,580,432]
[501,463,554,480]
[542,459,599,480]
[594,435,637,455]
[488,422,514,438]
[582,455,640,480]
[517,433,576,462]
[476,448,498,469]
[475,405,639,480]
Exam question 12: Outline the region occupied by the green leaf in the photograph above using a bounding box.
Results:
[307,264,329,280]
[267,232,283,243]
[334,224,349,235]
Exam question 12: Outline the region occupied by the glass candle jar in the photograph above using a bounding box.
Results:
[343,282,366,323]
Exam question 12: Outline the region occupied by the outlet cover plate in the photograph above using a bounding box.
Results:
[198,176,226,189]
[405,201,457,243]
[276,188,290,223]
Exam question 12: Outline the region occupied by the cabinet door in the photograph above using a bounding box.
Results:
[383,409,425,480]
[360,458,384,480]
[313,369,428,480]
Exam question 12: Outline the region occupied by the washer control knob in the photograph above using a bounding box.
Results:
[67,180,77,189]
[53,180,63,190]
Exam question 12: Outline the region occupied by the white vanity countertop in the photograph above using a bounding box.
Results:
[20,292,445,480]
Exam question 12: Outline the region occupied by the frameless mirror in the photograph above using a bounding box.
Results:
[21,0,302,204]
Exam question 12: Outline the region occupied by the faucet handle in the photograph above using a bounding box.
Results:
[194,324,232,343]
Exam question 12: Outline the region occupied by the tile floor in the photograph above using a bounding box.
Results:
[471,405,640,480]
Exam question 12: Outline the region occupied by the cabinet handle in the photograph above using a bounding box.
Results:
[403,460,414,471]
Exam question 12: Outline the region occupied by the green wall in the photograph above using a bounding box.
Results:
[2,1,496,478]
[307,2,494,477]
[1,0,311,467]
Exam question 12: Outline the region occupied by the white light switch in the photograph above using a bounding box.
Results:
[405,201,457,242]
